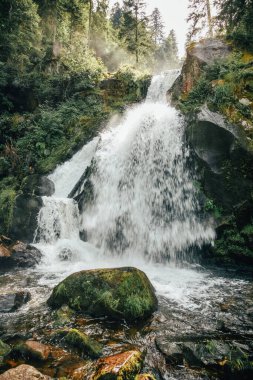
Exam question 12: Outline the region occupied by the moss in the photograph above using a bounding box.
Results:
[64,329,102,358]
[0,188,17,234]
[48,267,157,323]
[0,340,11,359]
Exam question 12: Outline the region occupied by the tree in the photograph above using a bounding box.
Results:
[150,7,165,45]
[155,29,179,71]
[187,0,213,40]
[123,0,147,63]
[214,0,253,48]
[0,0,41,68]
[110,1,123,29]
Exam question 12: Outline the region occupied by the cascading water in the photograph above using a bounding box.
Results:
[80,71,214,263]
[32,70,217,306]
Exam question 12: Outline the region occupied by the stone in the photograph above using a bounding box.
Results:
[58,248,73,261]
[48,267,158,323]
[0,291,31,313]
[54,305,74,326]
[64,329,102,358]
[156,337,184,365]
[48,267,157,322]
[21,175,55,197]
[16,340,51,361]
[9,194,43,242]
[239,98,251,106]
[0,340,11,363]
[181,340,231,367]
[0,364,52,379]
[0,245,11,258]
[135,374,156,380]
[0,241,42,270]
[93,350,143,380]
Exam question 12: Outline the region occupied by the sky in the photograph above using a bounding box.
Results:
[110,0,189,57]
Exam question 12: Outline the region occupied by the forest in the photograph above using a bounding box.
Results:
[0,0,253,380]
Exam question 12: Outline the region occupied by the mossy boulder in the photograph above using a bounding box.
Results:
[64,329,102,358]
[48,267,158,323]
[93,350,143,380]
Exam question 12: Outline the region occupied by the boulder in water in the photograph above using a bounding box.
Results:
[15,340,51,361]
[93,350,143,380]
[0,364,52,379]
[64,329,102,358]
[0,291,31,313]
[48,267,158,323]
[58,247,73,261]
[0,241,42,271]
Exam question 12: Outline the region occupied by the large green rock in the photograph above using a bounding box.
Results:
[48,267,158,323]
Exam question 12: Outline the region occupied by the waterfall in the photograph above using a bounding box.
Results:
[80,71,214,263]
[34,70,214,270]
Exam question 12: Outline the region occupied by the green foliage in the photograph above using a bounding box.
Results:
[0,188,17,234]
[204,198,223,219]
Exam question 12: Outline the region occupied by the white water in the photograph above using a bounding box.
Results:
[34,70,216,308]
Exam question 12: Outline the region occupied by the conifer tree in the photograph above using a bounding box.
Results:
[150,7,165,45]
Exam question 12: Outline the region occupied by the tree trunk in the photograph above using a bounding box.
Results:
[88,0,92,47]
[135,5,138,64]
[206,0,213,37]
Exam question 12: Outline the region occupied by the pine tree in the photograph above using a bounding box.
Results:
[150,7,165,45]
[122,0,147,63]
[110,1,123,29]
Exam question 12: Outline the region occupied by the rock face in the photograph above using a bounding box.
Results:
[169,38,231,101]
[48,267,158,323]
[9,194,43,242]
[0,291,31,313]
[21,175,55,197]
[0,241,42,270]
[0,364,51,379]
[188,105,253,210]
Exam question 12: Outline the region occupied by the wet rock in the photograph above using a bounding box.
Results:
[181,340,231,367]
[15,340,51,361]
[58,247,73,261]
[48,267,158,323]
[64,329,102,358]
[135,374,156,380]
[0,291,31,313]
[54,305,74,326]
[0,340,11,363]
[0,245,11,258]
[21,175,55,197]
[93,350,143,380]
[156,337,184,365]
[9,194,43,242]
[0,241,42,270]
[0,364,52,379]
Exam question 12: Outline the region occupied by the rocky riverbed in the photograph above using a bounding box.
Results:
[0,248,252,379]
